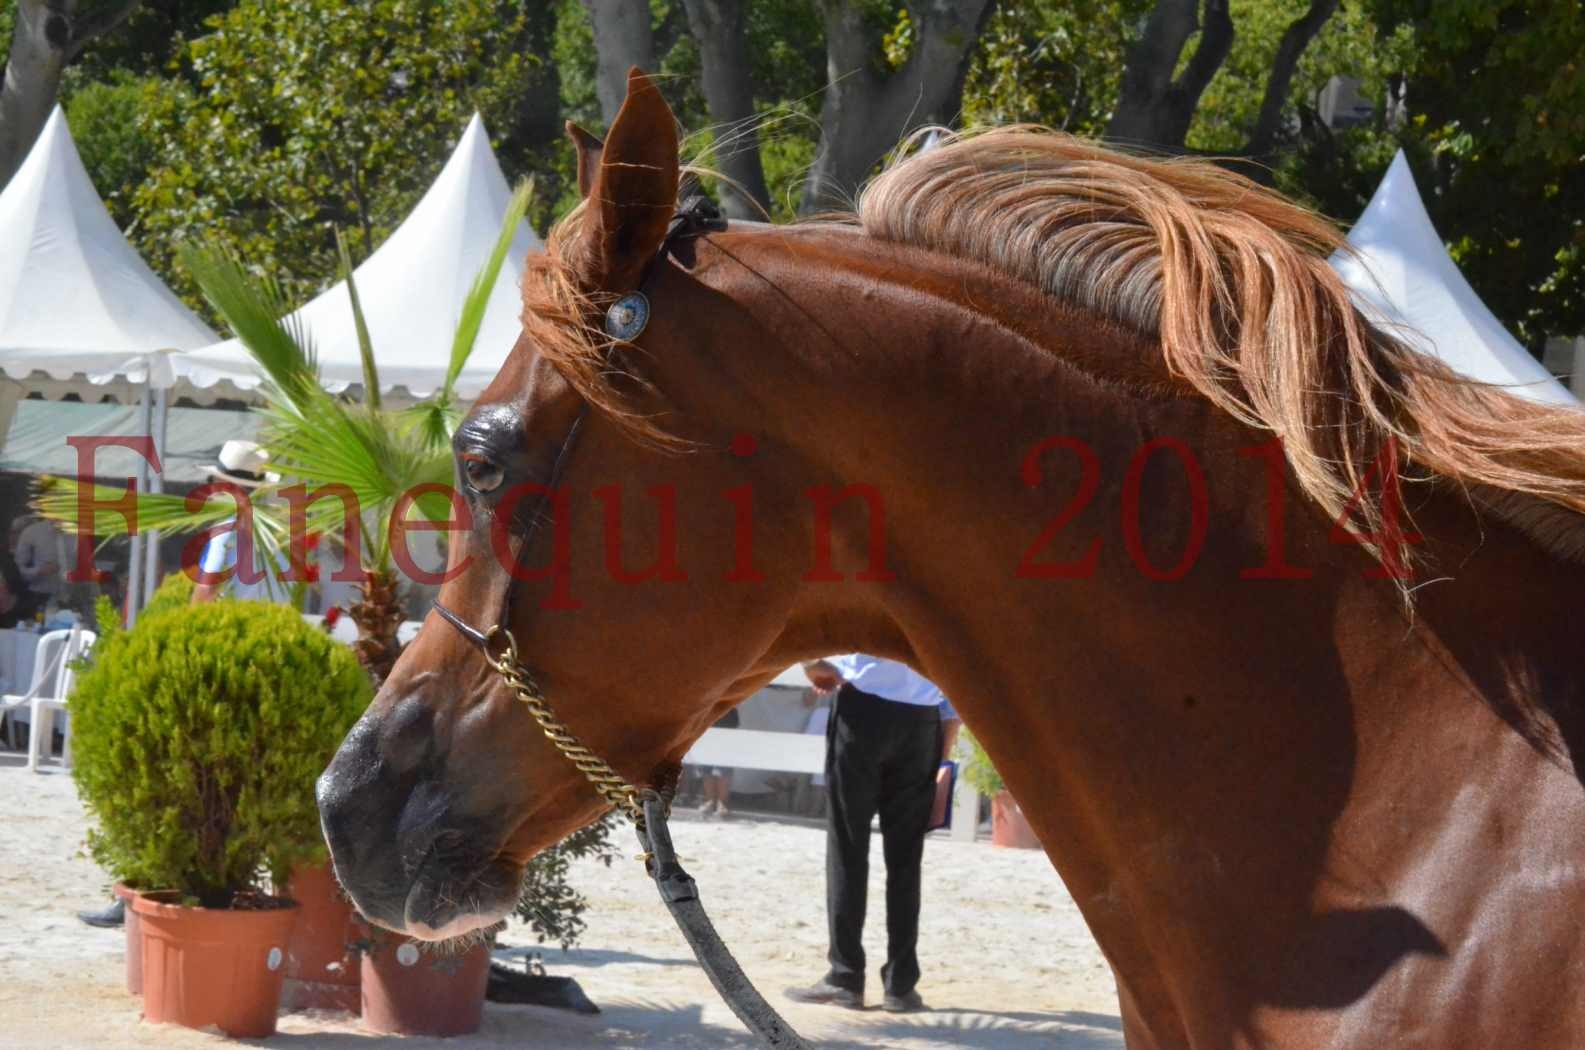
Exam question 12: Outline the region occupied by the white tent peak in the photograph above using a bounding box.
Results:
[0,105,218,388]
[177,111,543,399]
[1330,150,1574,406]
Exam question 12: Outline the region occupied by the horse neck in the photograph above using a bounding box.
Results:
[686,229,1585,1045]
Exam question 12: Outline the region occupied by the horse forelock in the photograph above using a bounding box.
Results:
[517,129,1585,574]
[518,200,689,451]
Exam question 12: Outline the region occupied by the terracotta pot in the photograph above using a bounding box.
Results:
[280,862,360,1013]
[991,791,1043,850]
[112,883,143,996]
[132,891,299,1038]
[360,933,490,1036]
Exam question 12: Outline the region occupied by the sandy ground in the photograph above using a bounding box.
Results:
[0,755,1120,1049]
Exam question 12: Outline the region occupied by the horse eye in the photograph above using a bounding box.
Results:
[462,457,504,493]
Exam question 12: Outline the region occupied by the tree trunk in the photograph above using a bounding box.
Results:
[0,0,142,188]
[800,0,996,215]
[580,0,656,127]
[349,568,404,688]
[681,0,770,220]
[1105,0,1233,151]
[1244,0,1340,159]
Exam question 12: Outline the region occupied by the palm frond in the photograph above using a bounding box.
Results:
[336,227,382,411]
[443,178,535,398]
[34,477,277,537]
[401,399,464,454]
[179,243,322,417]
[399,179,532,455]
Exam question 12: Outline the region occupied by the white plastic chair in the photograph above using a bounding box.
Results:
[0,627,95,772]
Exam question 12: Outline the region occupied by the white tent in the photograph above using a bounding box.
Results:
[0,105,218,398]
[175,113,542,399]
[0,106,220,617]
[1330,151,1575,406]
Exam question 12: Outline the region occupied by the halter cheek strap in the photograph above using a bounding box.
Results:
[431,601,490,650]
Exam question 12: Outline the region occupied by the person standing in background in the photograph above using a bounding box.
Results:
[698,705,739,819]
[0,553,43,629]
[12,514,64,608]
[191,440,291,605]
[785,654,961,1013]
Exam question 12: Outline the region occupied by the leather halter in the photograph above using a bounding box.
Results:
[430,196,811,1049]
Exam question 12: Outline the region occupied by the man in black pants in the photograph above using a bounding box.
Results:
[785,655,960,1013]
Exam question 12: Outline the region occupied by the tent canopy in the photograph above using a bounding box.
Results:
[175,114,542,400]
[0,106,217,394]
[1330,151,1574,406]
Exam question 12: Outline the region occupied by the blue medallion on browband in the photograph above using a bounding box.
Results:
[604,291,651,342]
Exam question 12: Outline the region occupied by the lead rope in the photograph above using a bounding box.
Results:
[480,624,813,1050]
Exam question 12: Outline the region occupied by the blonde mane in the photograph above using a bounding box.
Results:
[526,129,1585,566]
[863,128,1585,565]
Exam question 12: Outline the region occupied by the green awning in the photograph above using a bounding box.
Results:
[0,398,260,484]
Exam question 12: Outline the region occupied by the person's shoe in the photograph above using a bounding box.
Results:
[78,898,125,928]
[784,978,863,1009]
[882,989,926,1013]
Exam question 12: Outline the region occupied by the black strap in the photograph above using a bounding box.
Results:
[636,793,813,1049]
[666,192,728,244]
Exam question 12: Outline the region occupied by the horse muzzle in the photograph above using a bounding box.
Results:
[316,705,521,941]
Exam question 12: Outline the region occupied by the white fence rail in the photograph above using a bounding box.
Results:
[682,727,981,842]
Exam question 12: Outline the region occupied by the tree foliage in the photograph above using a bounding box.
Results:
[1367,0,1585,344]
[6,0,1580,373]
[961,1,1147,135]
[129,0,538,309]
[513,814,620,950]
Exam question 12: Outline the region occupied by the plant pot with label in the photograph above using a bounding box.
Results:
[359,927,491,1036]
[133,891,299,1037]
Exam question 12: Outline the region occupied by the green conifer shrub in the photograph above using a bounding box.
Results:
[958,728,1006,797]
[70,594,371,905]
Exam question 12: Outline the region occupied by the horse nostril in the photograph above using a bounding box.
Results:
[431,829,469,862]
[380,695,437,774]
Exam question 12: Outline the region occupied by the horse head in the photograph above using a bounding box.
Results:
[316,71,832,940]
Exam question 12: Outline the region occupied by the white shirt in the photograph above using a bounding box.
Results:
[198,520,291,603]
[829,653,951,711]
[14,518,65,597]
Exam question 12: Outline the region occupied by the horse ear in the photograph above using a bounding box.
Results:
[577,68,679,293]
[565,121,603,198]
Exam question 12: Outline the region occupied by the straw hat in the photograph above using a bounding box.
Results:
[207,440,277,488]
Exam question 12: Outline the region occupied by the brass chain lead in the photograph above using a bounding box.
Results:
[482,625,646,829]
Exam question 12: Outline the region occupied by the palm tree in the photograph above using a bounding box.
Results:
[38,183,533,686]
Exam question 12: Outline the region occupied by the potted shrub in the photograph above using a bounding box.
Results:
[71,593,371,1036]
[959,730,1042,850]
[79,575,196,995]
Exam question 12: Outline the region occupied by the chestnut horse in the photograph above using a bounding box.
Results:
[319,72,1585,1048]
